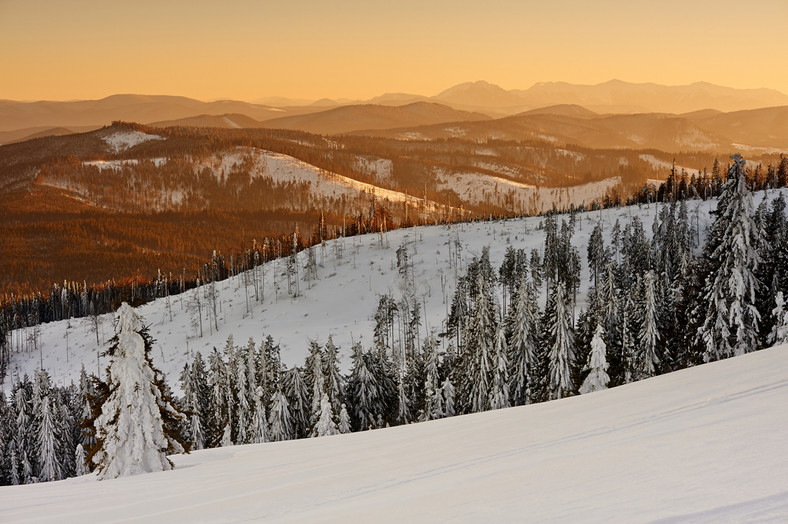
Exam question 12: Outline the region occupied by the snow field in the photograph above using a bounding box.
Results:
[100,130,163,153]
[2,345,787,522]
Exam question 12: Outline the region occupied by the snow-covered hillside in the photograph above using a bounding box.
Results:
[4,189,787,393]
[2,345,787,522]
[100,129,163,153]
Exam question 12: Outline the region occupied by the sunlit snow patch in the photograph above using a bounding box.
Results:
[102,130,164,153]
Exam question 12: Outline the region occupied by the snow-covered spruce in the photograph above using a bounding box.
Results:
[579,323,610,394]
[90,303,188,480]
[698,155,761,361]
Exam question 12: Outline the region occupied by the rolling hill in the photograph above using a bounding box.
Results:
[259,102,492,135]
[350,105,788,152]
[512,79,788,114]
[0,95,283,132]
[149,113,265,129]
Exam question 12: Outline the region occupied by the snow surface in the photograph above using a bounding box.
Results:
[352,156,393,184]
[197,147,450,213]
[5,189,787,395]
[639,154,698,177]
[101,130,163,153]
[83,158,168,170]
[2,345,787,522]
[436,169,622,214]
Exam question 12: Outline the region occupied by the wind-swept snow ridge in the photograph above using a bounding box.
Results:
[2,346,787,522]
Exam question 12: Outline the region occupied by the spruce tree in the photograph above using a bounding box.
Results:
[36,394,63,482]
[304,341,326,431]
[769,292,788,346]
[463,271,496,413]
[337,404,352,434]
[282,367,309,439]
[507,276,538,406]
[488,324,509,410]
[637,270,660,378]
[698,155,762,360]
[75,444,89,476]
[579,324,610,394]
[323,336,345,415]
[250,386,268,444]
[314,393,338,437]
[90,303,188,480]
[268,388,293,442]
[421,335,443,421]
[207,348,230,447]
[441,378,456,418]
[546,282,576,399]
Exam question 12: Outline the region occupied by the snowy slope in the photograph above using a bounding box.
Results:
[100,130,163,153]
[436,169,623,214]
[5,189,787,393]
[2,345,787,522]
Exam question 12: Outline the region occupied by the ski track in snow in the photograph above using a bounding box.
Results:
[1,346,787,522]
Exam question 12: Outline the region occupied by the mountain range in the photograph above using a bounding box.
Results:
[2,80,787,139]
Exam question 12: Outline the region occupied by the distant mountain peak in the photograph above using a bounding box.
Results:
[434,81,527,109]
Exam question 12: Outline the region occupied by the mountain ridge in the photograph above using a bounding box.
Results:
[3,80,786,134]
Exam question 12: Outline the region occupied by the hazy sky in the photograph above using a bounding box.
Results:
[2,0,786,102]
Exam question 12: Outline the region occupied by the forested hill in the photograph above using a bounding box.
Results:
[2,121,786,299]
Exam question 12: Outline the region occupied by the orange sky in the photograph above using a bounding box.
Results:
[2,0,787,102]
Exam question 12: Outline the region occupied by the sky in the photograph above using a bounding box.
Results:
[1,0,787,102]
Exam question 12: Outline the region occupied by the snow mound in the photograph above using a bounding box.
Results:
[2,345,787,522]
[102,130,163,152]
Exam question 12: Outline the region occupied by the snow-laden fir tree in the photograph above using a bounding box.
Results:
[58,396,77,478]
[323,336,345,415]
[769,292,788,346]
[314,392,338,437]
[91,303,188,480]
[36,394,62,482]
[207,347,230,447]
[699,154,762,360]
[13,382,34,479]
[579,324,610,394]
[463,271,496,413]
[421,335,443,421]
[347,343,383,431]
[546,282,576,399]
[75,444,89,476]
[250,386,268,444]
[220,424,233,447]
[268,388,293,442]
[488,324,509,410]
[232,348,252,445]
[395,367,411,425]
[21,449,33,484]
[507,275,539,406]
[181,352,208,451]
[304,341,326,430]
[637,270,660,379]
[619,294,636,385]
[10,445,20,485]
[338,404,352,434]
[442,378,455,418]
[282,367,309,438]
[587,221,606,289]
